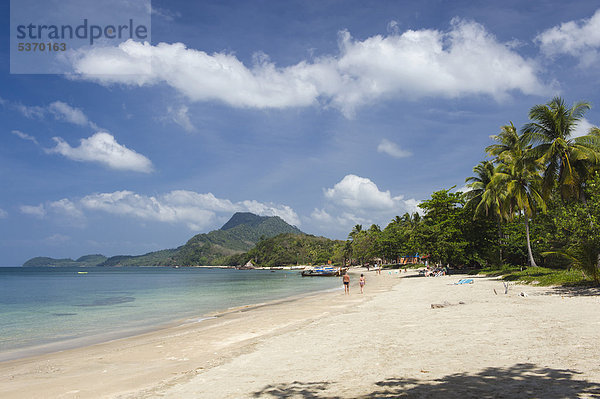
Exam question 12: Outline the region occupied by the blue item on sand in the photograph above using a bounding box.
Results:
[455,278,474,285]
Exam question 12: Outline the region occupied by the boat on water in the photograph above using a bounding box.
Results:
[77,271,88,274]
[301,266,346,277]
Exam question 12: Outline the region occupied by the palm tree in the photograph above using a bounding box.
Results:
[465,160,506,264]
[486,122,547,268]
[348,224,363,241]
[523,97,600,201]
[492,143,546,268]
[486,122,522,160]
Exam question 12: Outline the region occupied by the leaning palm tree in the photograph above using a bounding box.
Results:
[523,97,600,201]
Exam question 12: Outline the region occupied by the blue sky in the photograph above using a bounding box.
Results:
[1,0,600,266]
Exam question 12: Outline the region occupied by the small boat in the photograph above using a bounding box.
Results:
[77,271,88,274]
[236,260,255,270]
[301,266,345,277]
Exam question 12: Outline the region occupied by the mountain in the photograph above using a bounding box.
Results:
[23,213,304,267]
[173,213,304,265]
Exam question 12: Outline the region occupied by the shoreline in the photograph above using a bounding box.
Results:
[3,270,600,398]
[1,269,393,398]
[0,268,339,362]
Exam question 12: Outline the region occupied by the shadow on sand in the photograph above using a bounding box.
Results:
[543,284,600,297]
[252,363,600,398]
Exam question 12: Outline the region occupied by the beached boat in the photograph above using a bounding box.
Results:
[301,266,345,277]
[236,260,255,270]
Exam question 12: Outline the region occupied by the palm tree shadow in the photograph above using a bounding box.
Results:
[252,364,600,398]
[543,285,600,297]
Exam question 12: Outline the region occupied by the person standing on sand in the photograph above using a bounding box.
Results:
[359,273,365,294]
[343,272,350,295]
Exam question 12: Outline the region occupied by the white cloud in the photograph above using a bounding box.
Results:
[48,101,94,127]
[46,132,153,173]
[377,139,411,158]
[11,129,39,145]
[69,18,548,117]
[317,175,420,231]
[572,118,596,138]
[240,200,300,227]
[27,189,300,231]
[49,199,85,219]
[0,208,7,218]
[325,174,399,210]
[20,205,46,217]
[15,103,45,119]
[167,105,195,132]
[311,208,333,223]
[11,99,99,129]
[536,9,600,66]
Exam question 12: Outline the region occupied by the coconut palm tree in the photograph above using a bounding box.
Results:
[523,97,600,201]
[492,143,546,268]
[465,160,506,264]
[348,224,363,241]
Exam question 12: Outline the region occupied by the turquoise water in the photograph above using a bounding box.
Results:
[0,267,340,361]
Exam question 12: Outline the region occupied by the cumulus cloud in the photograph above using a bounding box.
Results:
[536,8,600,66]
[45,132,153,173]
[316,174,420,231]
[324,174,401,210]
[377,139,411,158]
[69,18,548,117]
[0,208,7,218]
[20,205,46,217]
[11,129,39,145]
[21,190,300,231]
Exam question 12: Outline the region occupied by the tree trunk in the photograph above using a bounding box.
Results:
[524,214,537,268]
[497,218,503,266]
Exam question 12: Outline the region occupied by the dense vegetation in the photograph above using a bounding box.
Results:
[220,233,344,267]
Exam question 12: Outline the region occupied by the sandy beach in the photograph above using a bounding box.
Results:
[2,270,600,398]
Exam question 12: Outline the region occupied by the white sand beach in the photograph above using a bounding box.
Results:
[2,270,600,398]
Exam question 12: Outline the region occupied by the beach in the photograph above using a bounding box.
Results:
[2,270,600,398]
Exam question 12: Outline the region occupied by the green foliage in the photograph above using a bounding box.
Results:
[477,266,593,286]
[225,233,342,267]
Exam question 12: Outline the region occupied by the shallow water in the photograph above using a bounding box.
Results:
[0,267,340,360]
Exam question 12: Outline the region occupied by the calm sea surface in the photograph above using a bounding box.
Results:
[0,267,340,361]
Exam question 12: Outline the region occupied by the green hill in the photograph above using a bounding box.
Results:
[23,254,107,268]
[22,213,304,267]
[221,233,344,267]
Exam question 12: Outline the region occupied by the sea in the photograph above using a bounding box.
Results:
[0,267,341,361]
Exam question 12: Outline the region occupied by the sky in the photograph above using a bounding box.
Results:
[1,0,600,266]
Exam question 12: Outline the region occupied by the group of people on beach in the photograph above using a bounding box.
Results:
[342,271,366,295]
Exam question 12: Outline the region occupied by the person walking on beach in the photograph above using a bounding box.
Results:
[359,273,365,294]
[343,272,350,295]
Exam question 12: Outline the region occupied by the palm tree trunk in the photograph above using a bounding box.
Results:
[497,218,503,266]
[524,214,537,268]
